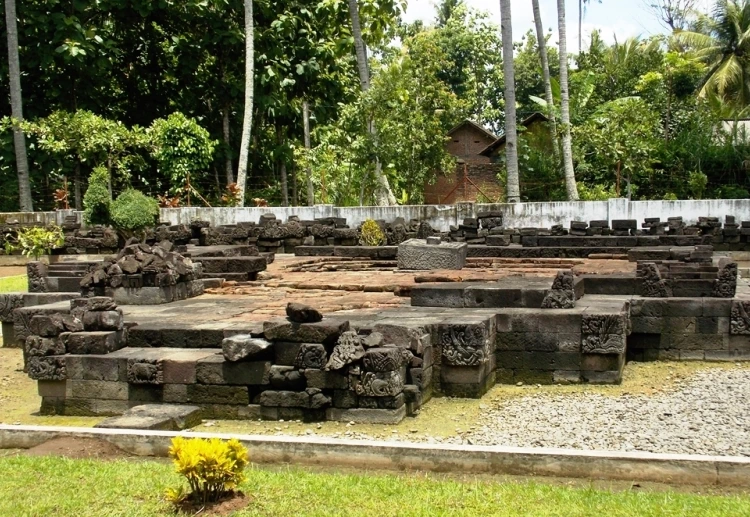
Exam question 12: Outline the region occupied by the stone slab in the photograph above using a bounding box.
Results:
[95,404,202,431]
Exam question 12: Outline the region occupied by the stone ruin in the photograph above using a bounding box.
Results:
[79,241,204,304]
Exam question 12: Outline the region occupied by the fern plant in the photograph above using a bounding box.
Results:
[165,437,249,505]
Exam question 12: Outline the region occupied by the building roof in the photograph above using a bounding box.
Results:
[478,112,550,157]
[446,119,497,141]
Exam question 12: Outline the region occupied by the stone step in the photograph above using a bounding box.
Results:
[95,404,202,430]
[44,276,84,293]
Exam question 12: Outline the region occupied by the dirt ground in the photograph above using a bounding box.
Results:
[0,267,26,278]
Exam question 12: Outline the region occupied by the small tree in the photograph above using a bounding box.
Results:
[149,112,216,206]
[109,189,159,240]
[82,166,111,225]
[4,225,64,260]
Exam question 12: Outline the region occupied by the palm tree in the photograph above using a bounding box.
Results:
[531,0,559,161]
[236,0,254,206]
[348,0,396,206]
[674,0,750,109]
[499,0,520,203]
[4,0,33,211]
[558,0,579,200]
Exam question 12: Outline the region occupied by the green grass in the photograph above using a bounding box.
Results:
[0,275,26,293]
[0,455,749,516]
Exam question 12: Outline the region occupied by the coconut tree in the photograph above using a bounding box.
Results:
[236,0,254,206]
[348,0,397,206]
[558,0,579,200]
[499,0,520,203]
[674,0,750,109]
[4,0,33,211]
[532,0,559,161]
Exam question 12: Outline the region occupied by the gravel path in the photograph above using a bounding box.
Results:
[465,369,750,456]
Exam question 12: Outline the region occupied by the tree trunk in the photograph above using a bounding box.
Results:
[347,0,396,206]
[4,0,33,211]
[73,162,81,210]
[223,106,234,185]
[499,0,520,203]
[558,0,579,201]
[291,163,298,206]
[236,0,254,206]
[532,0,559,163]
[278,128,288,206]
[578,0,582,54]
[303,100,314,206]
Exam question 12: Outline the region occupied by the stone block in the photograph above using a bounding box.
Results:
[581,353,623,372]
[28,356,66,380]
[25,335,64,357]
[662,317,697,334]
[273,341,303,365]
[163,384,189,403]
[581,314,627,354]
[303,368,349,390]
[63,330,126,355]
[269,365,306,390]
[371,324,429,353]
[630,317,662,334]
[69,380,129,400]
[29,315,65,337]
[162,350,217,384]
[359,393,405,410]
[37,380,67,398]
[409,285,466,308]
[294,343,327,369]
[581,370,622,384]
[95,404,202,431]
[440,364,486,384]
[397,239,467,270]
[553,370,581,384]
[408,367,432,389]
[441,372,495,397]
[332,389,358,408]
[187,384,249,405]
[82,310,123,331]
[222,335,272,361]
[195,355,271,385]
[127,359,163,385]
[263,319,349,345]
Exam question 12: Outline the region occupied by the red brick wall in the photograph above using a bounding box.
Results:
[424,123,502,204]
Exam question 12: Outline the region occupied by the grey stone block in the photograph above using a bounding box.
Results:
[303,368,349,389]
[410,284,466,308]
[186,384,249,405]
[359,393,405,409]
[273,341,303,365]
[195,355,271,385]
[333,389,358,408]
[69,380,129,400]
[398,239,467,270]
[440,364,486,384]
[82,310,123,331]
[163,384,189,403]
[222,335,272,362]
[63,330,127,355]
[95,404,202,431]
[263,319,350,345]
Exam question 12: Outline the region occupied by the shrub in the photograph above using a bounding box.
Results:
[109,189,159,238]
[4,225,64,260]
[166,437,249,505]
[359,219,385,246]
[83,166,111,225]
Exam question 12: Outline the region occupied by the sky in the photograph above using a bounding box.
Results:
[403,0,715,51]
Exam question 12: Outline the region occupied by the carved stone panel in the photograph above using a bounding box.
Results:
[28,356,66,381]
[638,263,672,298]
[713,263,738,298]
[362,347,409,372]
[127,359,163,385]
[26,262,48,293]
[294,343,327,369]
[0,294,23,322]
[25,335,65,357]
[325,331,365,371]
[355,371,404,397]
[730,301,750,335]
[581,314,627,354]
[541,290,576,309]
[438,324,489,366]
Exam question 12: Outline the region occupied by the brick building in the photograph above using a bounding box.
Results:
[424,120,503,204]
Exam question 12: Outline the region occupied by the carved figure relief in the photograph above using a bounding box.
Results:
[439,324,488,366]
[355,371,404,397]
[713,263,738,298]
[127,359,163,384]
[581,314,627,354]
[730,301,750,335]
[294,343,327,369]
[28,356,66,380]
[325,331,365,371]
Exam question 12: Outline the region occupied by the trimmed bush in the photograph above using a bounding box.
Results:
[82,166,111,225]
[109,189,159,236]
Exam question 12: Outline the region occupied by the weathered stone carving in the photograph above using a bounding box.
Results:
[127,359,163,384]
[25,335,65,357]
[28,356,66,380]
[398,239,467,270]
[294,343,327,369]
[362,347,408,372]
[581,314,627,354]
[638,263,672,297]
[26,262,48,293]
[713,262,738,298]
[541,271,576,309]
[325,331,364,371]
[439,324,488,366]
[286,302,323,323]
[730,301,750,335]
[355,371,404,397]
[0,293,23,322]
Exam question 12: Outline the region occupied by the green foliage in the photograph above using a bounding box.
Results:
[359,219,386,246]
[166,436,248,505]
[149,113,217,195]
[688,171,709,199]
[109,189,159,234]
[4,226,64,260]
[83,166,112,225]
[576,182,619,201]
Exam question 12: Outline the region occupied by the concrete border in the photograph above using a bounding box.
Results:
[2,424,749,487]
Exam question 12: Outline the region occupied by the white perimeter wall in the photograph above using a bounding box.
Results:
[3,198,750,232]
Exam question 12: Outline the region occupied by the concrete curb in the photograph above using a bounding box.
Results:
[2,424,750,486]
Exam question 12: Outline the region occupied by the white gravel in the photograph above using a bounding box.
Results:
[465,368,750,456]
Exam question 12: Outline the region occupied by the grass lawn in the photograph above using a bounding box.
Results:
[0,455,749,517]
[0,275,26,293]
